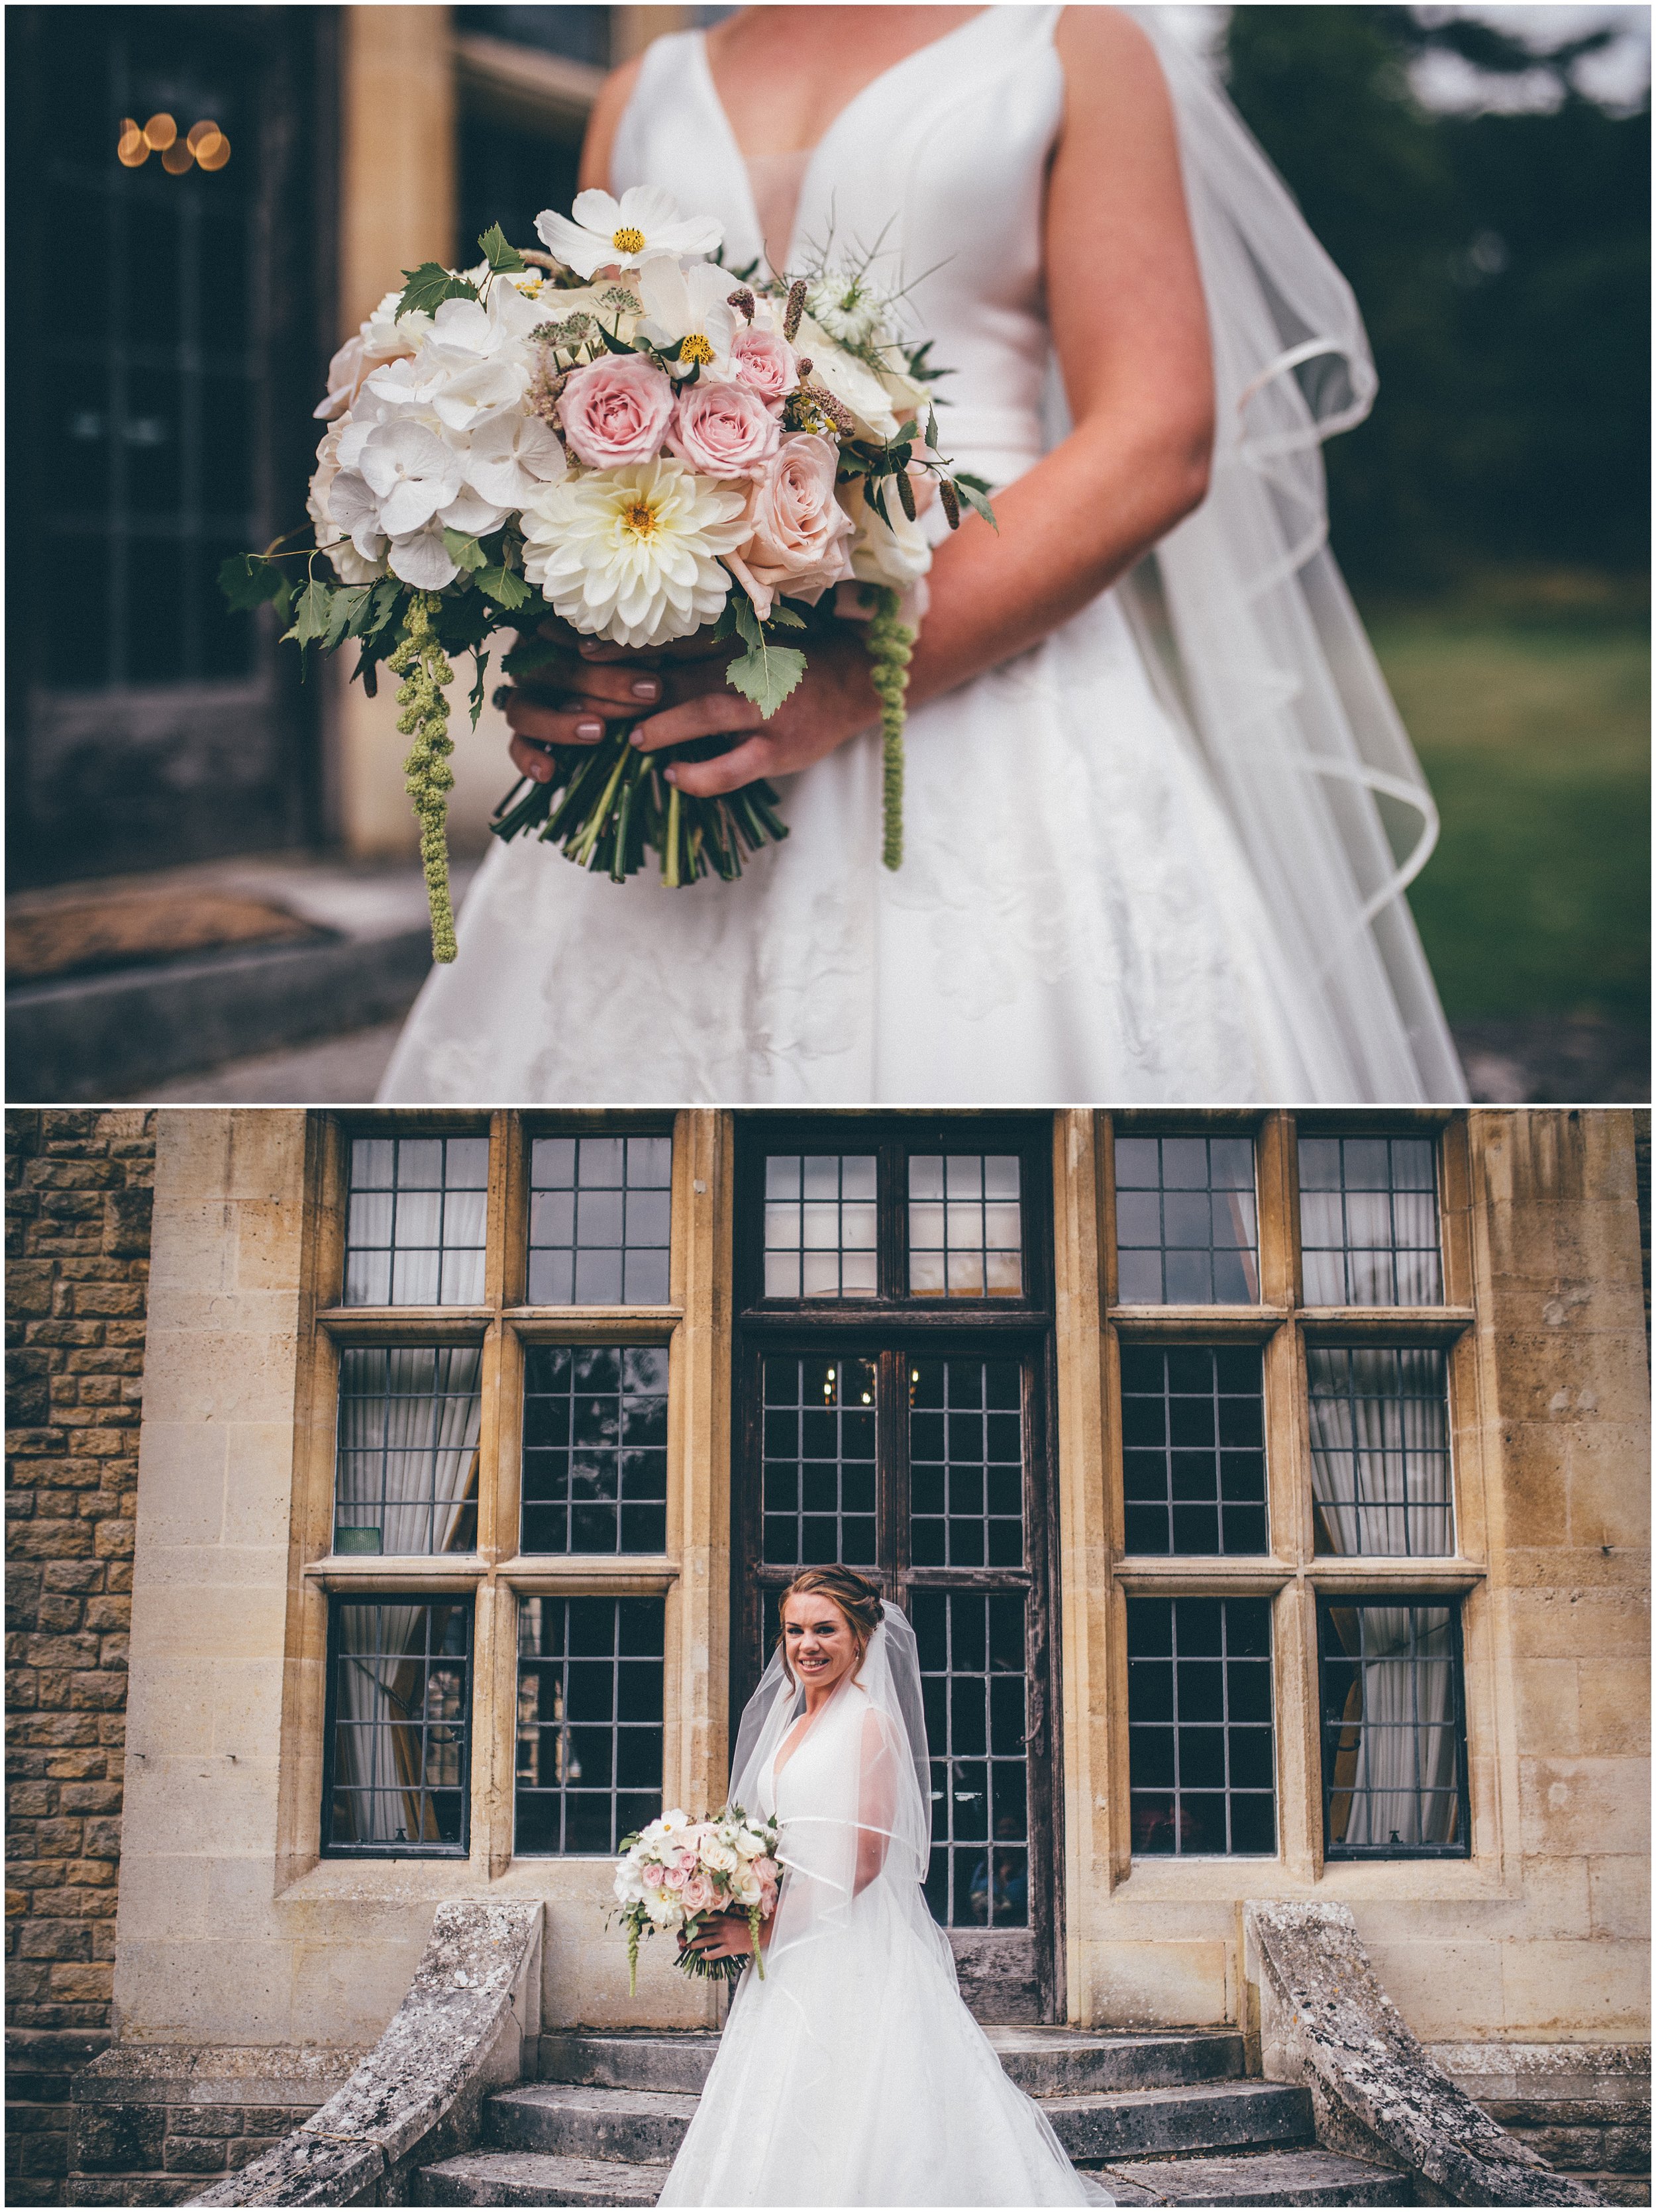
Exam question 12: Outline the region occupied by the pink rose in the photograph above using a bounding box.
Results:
[725,433,855,620]
[727,326,797,409]
[661,1860,690,1890]
[682,1873,715,1915]
[666,379,781,480]
[558,355,675,468]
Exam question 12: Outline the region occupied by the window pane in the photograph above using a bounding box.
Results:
[1113,1134,1259,1305]
[908,1154,1022,1298]
[343,1135,490,1307]
[762,1155,879,1299]
[335,1347,482,1555]
[1298,1134,1443,1307]
[515,1597,665,1854]
[521,1342,668,1555]
[1320,1603,1467,1856]
[1307,1347,1453,1556]
[1117,1346,1267,1556]
[327,1600,471,1853]
[1128,1596,1276,1856]
[760,1355,878,1566]
[528,1135,673,1307]
[909,1358,1024,1570]
[915,1589,1029,1928]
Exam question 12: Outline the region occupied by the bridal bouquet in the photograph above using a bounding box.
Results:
[221,187,996,960]
[611,1803,782,1993]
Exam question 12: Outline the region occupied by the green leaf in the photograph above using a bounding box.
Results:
[727,597,806,719]
[866,477,894,529]
[468,650,492,730]
[593,318,639,357]
[442,527,488,573]
[352,577,403,640]
[396,262,480,320]
[952,476,1000,534]
[891,419,919,446]
[926,406,941,453]
[477,223,526,274]
[219,552,285,612]
[284,578,334,648]
[767,604,805,630]
[502,633,563,678]
[477,563,531,611]
[323,585,368,652]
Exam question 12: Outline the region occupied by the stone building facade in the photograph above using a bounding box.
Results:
[6,1112,156,2204]
[3,1107,1649,2205]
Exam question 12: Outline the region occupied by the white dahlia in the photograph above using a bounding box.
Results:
[521,456,750,648]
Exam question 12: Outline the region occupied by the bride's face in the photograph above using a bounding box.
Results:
[782,1592,859,1691]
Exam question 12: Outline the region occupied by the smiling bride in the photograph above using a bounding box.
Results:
[380,5,1465,1107]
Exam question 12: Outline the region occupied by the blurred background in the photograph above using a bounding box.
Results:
[5,3,1648,1103]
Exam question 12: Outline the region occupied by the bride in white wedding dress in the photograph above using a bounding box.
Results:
[656,1568,1095,2207]
[380,5,1465,1105]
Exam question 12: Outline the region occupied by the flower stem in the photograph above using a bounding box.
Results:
[389,591,458,962]
[864,585,915,871]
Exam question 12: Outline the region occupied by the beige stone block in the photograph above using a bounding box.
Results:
[231,1199,308,1293]
[541,1910,711,2031]
[143,1203,239,1297]
[1508,1589,1650,1660]
[289,1935,422,2046]
[132,1542,291,1592]
[125,1757,283,1862]
[1566,1441,1655,1550]
[154,1110,306,1209]
[1084,1941,1231,2028]
[1519,1758,1651,1858]
[124,1658,219,1758]
[129,1582,289,1663]
[1512,1657,1581,1756]
[221,1427,301,1549]
[1576,1658,1651,1758]
[1588,1856,1652,1941]
[138,1329,304,1428]
[112,1935,294,2042]
[1364,1940,1505,2042]
[131,1424,230,1552]
[1500,1938,1651,2036]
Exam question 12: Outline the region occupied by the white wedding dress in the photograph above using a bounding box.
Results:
[380,5,1465,1105]
[657,1614,1092,2207]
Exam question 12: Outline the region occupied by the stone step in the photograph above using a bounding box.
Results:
[1043,2081,1312,2165]
[537,2025,1245,2099]
[488,2078,1312,2170]
[1098,2146,1412,2207]
[418,2148,668,2206]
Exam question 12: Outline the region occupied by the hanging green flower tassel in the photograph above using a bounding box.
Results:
[864,585,915,871]
[390,591,458,963]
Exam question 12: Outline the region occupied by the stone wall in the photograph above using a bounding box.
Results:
[6,1110,157,2207]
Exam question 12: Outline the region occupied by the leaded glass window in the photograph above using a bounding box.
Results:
[1306,1347,1453,1556]
[515,1596,664,1854]
[762,1155,878,1298]
[334,1347,482,1556]
[907,1155,1023,1297]
[1113,1134,1259,1305]
[1319,1603,1468,1856]
[325,1599,471,1854]
[1119,1345,1267,1556]
[909,1358,1024,1568]
[1127,1596,1276,1856]
[760,1355,878,1565]
[344,1135,489,1305]
[1299,1134,1443,1306]
[913,1589,1029,1927]
[520,1344,668,1554]
[528,1135,672,1305]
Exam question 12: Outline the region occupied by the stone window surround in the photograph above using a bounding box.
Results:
[276,1110,725,1891]
[270,1111,1510,1923]
[1092,1110,1502,1903]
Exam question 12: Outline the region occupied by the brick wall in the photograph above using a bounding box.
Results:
[6,1110,156,2208]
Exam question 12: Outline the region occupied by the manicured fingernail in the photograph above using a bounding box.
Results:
[534,761,550,781]
[576,719,603,740]
[631,677,660,700]
[578,638,603,655]
[663,765,678,784]
[630,730,647,748]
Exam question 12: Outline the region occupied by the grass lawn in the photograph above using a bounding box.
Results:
[1362,597,1649,1026]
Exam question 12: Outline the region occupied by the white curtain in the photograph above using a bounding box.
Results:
[332,1603,464,1846]
[1307,1348,1449,1556]
[1326,1605,1459,1848]
[336,1346,482,1554]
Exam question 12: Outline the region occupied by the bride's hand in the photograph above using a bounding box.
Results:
[504,625,881,799]
[680,1912,758,1962]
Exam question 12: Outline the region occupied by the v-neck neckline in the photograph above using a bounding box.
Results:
[692,7,1001,272]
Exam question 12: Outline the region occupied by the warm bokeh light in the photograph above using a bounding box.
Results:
[142,111,177,150]
[116,115,231,174]
[161,139,194,175]
[195,128,231,170]
[116,122,148,168]
[185,118,219,152]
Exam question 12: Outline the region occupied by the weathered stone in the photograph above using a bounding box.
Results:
[1244,1901,1604,2205]
[185,1899,543,2207]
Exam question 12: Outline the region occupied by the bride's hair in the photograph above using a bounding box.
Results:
[775,1566,883,1682]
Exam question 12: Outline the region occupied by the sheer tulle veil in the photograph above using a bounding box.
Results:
[1113,9,1467,1101]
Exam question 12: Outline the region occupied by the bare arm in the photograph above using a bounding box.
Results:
[506,7,1214,795]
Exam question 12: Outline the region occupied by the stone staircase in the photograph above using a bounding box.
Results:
[417,2027,1412,2207]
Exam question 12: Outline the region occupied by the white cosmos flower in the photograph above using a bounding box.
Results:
[636,258,739,379]
[843,475,933,591]
[356,419,464,537]
[521,455,749,648]
[464,411,568,508]
[796,315,900,440]
[536,187,723,280]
